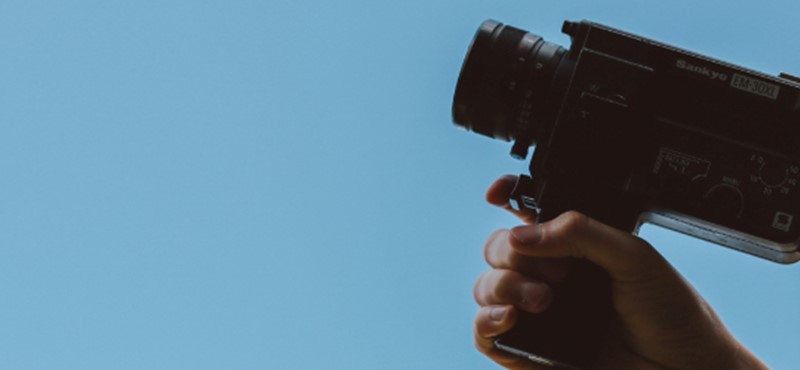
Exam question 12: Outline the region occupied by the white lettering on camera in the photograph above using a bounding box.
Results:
[675,59,728,81]
[731,73,780,100]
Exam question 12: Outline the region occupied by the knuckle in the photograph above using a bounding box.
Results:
[473,271,490,303]
[485,230,515,269]
[549,211,591,239]
[473,315,495,353]
[560,211,591,231]
[473,309,490,333]
[474,338,491,354]
[491,271,516,301]
[483,229,506,263]
[475,270,517,304]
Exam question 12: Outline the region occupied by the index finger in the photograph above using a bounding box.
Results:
[486,175,538,225]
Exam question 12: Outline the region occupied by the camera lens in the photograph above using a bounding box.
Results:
[452,20,570,144]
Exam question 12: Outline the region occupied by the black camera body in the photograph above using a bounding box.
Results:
[452,20,800,368]
[454,20,800,264]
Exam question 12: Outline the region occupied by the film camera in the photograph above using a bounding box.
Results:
[452,20,800,368]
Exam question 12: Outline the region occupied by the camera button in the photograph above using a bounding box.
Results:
[703,183,745,219]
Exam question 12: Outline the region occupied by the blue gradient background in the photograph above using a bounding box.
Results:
[1,1,798,369]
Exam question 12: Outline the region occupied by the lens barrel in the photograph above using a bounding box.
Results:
[452,20,569,144]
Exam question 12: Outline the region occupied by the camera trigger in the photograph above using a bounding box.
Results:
[510,140,530,160]
[510,175,540,212]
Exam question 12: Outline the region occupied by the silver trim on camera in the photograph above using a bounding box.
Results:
[640,211,800,264]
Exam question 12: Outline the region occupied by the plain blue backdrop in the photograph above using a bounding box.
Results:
[1,0,799,369]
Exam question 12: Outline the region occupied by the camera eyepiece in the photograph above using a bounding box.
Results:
[452,20,569,147]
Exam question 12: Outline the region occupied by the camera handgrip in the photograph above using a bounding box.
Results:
[496,176,636,369]
[494,258,614,369]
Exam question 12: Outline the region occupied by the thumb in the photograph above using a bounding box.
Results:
[508,211,670,283]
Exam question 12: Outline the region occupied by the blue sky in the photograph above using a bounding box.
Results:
[1,1,798,369]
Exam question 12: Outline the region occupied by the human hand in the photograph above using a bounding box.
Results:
[473,175,768,370]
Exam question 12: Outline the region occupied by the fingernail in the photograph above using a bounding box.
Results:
[520,282,545,308]
[511,225,542,245]
[489,306,509,322]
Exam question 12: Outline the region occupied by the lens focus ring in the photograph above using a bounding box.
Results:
[452,20,569,145]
